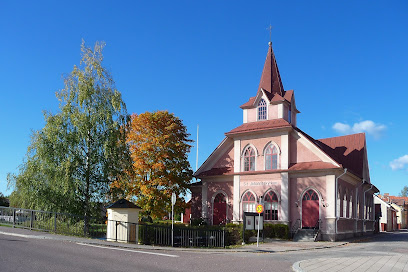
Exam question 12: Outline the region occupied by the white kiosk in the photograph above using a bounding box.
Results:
[106,199,142,243]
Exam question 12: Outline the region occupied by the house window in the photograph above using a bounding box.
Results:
[243,146,255,171]
[265,144,278,170]
[343,192,347,218]
[264,191,278,220]
[242,191,256,213]
[288,108,292,123]
[258,99,267,120]
[337,188,341,217]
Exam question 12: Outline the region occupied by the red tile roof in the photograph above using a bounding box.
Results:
[288,161,339,171]
[317,133,366,179]
[258,42,284,98]
[198,167,233,177]
[292,128,366,179]
[283,90,294,103]
[240,96,256,109]
[225,119,291,136]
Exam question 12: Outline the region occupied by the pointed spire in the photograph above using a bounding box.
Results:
[257,42,284,100]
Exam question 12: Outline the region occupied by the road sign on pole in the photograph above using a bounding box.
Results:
[256,204,263,247]
[171,193,176,247]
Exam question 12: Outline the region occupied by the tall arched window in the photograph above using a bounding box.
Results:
[343,191,347,218]
[243,146,255,171]
[337,187,341,217]
[356,190,360,219]
[258,99,267,120]
[264,191,278,220]
[242,191,256,213]
[349,192,353,218]
[265,144,278,170]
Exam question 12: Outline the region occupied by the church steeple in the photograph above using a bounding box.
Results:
[257,42,284,100]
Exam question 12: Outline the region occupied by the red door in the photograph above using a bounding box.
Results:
[213,193,226,225]
[302,190,319,228]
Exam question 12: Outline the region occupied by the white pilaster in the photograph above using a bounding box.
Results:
[281,172,289,223]
[325,175,336,218]
[278,103,283,118]
[281,134,289,170]
[234,139,241,173]
[233,175,240,222]
[243,109,247,123]
[201,180,208,220]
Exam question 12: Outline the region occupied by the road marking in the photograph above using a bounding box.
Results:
[76,243,179,258]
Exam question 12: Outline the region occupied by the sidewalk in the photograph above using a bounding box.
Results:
[0,225,346,253]
[292,255,408,272]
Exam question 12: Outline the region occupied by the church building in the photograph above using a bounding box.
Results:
[190,42,379,241]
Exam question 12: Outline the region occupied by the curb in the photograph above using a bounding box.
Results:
[0,228,349,254]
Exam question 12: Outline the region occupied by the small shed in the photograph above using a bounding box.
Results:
[106,199,142,243]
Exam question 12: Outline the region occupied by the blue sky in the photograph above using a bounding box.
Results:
[0,1,407,197]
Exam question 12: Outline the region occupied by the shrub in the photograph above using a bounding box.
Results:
[263,223,289,239]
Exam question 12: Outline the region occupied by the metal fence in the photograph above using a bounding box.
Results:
[0,206,105,237]
[107,220,225,248]
[0,206,226,248]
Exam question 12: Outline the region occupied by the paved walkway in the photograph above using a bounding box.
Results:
[292,255,408,272]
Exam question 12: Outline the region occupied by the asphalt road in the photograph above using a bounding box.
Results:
[0,230,407,272]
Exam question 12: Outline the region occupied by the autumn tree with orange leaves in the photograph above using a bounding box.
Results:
[113,111,193,219]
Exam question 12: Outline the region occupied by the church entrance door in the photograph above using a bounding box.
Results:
[213,193,226,225]
[302,189,319,228]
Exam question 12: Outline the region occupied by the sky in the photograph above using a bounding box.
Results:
[0,1,407,198]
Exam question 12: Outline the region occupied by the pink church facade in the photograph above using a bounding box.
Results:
[190,42,379,241]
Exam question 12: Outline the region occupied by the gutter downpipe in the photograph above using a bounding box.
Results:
[335,168,347,237]
[363,184,374,232]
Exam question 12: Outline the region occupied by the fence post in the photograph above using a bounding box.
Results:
[30,210,34,230]
[115,220,118,242]
[12,208,16,228]
[54,213,57,232]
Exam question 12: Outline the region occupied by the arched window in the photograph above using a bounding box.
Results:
[243,146,255,171]
[303,190,319,201]
[265,144,278,170]
[258,99,267,120]
[356,190,360,219]
[337,187,341,217]
[349,192,353,218]
[242,191,256,213]
[343,192,347,218]
[264,191,278,220]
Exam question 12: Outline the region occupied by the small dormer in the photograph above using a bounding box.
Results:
[240,42,300,126]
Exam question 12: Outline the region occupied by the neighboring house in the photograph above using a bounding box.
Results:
[374,195,397,232]
[190,41,379,241]
[378,193,408,229]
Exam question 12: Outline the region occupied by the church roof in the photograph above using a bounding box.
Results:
[258,42,285,99]
[225,118,291,136]
[295,127,367,179]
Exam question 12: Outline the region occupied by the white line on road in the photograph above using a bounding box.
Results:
[76,243,179,258]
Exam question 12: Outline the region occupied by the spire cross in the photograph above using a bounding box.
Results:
[267,25,273,43]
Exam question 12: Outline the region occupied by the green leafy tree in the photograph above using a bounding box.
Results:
[400,186,408,197]
[0,192,9,207]
[8,41,130,232]
[111,111,193,219]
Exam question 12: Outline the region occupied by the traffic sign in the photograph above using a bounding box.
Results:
[256,204,264,214]
[171,193,176,205]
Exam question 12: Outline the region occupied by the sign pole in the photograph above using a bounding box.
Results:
[171,193,176,247]
[256,204,264,248]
